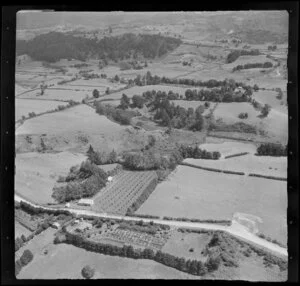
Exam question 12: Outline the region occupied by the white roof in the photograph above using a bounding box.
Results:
[107,176,113,181]
[53,222,60,226]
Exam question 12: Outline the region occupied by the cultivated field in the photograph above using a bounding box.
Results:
[137,165,287,244]
[16,104,126,136]
[253,90,287,113]
[15,151,86,204]
[92,170,157,215]
[16,99,69,121]
[17,243,197,279]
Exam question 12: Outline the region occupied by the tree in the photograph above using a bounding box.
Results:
[92,89,100,98]
[131,95,145,108]
[120,94,130,109]
[261,104,271,117]
[20,249,34,266]
[160,109,171,126]
[114,75,120,82]
[81,265,95,279]
[105,88,110,95]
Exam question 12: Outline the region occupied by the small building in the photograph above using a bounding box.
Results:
[77,199,94,206]
[51,222,60,229]
[65,203,70,208]
[107,176,113,182]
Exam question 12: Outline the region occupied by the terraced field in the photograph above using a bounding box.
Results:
[92,170,158,215]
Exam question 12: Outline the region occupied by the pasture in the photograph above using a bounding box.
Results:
[16,104,125,136]
[19,88,93,102]
[253,90,287,113]
[16,99,69,121]
[137,165,287,244]
[199,141,257,157]
[184,154,287,178]
[213,102,261,125]
[17,243,197,279]
[15,151,86,204]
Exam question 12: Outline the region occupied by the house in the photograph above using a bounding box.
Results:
[77,199,94,206]
[51,222,60,229]
[107,176,113,182]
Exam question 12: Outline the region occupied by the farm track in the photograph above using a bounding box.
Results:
[14,193,287,257]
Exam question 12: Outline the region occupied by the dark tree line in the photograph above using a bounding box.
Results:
[226,49,260,63]
[232,62,273,72]
[58,230,217,276]
[16,32,181,63]
[256,143,287,156]
[133,71,255,91]
[178,145,221,160]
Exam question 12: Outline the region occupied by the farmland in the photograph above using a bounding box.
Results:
[17,243,198,279]
[15,152,86,204]
[16,104,126,136]
[16,99,69,121]
[137,165,287,245]
[14,11,288,280]
[92,170,158,215]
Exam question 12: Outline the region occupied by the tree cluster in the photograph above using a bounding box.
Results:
[52,160,108,203]
[178,145,221,160]
[232,62,273,72]
[256,143,287,156]
[238,112,248,119]
[95,101,139,125]
[86,145,118,165]
[268,45,277,51]
[226,49,260,63]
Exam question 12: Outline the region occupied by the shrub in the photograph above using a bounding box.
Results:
[20,249,34,266]
[81,265,95,279]
[15,259,23,276]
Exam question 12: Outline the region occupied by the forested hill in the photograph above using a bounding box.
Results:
[16,32,182,63]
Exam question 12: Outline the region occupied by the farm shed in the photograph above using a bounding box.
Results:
[77,199,94,206]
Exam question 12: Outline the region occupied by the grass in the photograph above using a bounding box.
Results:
[16,104,126,136]
[17,243,198,279]
[162,231,211,262]
[15,151,86,204]
[16,99,69,121]
[137,165,287,245]
[19,89,93,102]
[184,154,287,178]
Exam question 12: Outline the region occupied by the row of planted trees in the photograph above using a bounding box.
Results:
[56,229,221,276]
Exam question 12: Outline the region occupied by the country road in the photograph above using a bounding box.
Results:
[15,194,287,257]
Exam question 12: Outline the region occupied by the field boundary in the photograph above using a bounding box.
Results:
[179,162,245,175]
[248,173,287,181]
[224,152,249,159]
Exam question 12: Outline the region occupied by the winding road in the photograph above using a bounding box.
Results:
[14,194,287,258]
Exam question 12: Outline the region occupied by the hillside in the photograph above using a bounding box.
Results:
[16,32,182,63]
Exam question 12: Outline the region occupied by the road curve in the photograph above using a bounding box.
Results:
[14,194,287,257]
